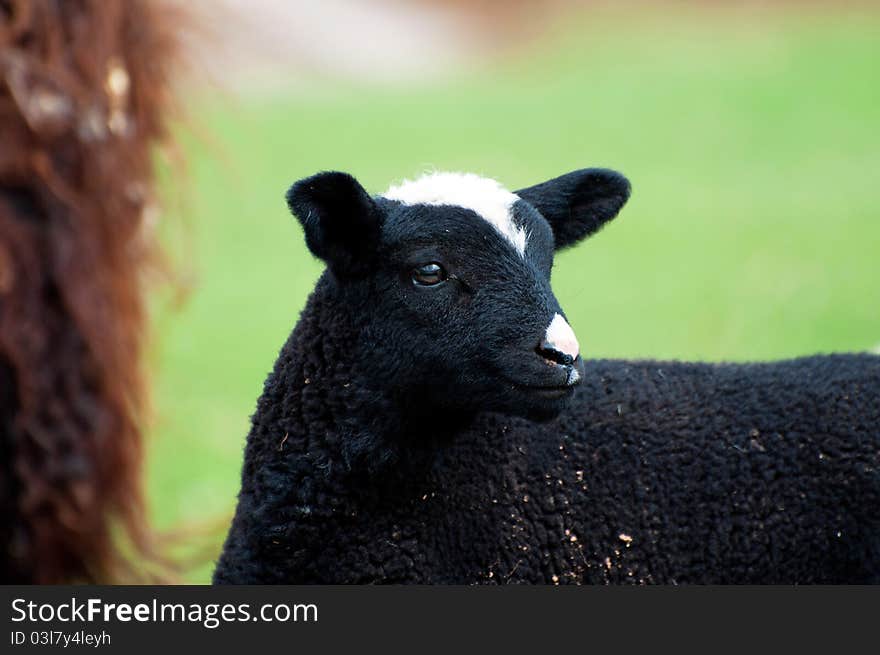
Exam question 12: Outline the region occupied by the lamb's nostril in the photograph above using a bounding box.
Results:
[536,341,575,367]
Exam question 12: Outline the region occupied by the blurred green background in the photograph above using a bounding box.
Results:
[146,3,880,582]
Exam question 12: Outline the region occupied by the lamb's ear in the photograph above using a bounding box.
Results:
[286,171,382,276]
[515,168,631,250]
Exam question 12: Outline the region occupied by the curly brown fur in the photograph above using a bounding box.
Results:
[0,0,180,583]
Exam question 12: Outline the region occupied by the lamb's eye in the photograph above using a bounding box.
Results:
[411,263,447,286]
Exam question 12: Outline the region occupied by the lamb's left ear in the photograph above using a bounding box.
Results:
[515,168,631,250]
[286,171,382,277]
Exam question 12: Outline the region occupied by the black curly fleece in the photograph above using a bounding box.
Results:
[214,276,880,584]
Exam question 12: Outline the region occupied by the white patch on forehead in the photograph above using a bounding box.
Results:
[383,172,527,255]
[545,313,580,361]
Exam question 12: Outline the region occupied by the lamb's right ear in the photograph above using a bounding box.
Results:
[515,168,631,250]
[286,171,382,277]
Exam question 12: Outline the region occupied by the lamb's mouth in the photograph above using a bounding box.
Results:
[520,384,576,400]
[498,353,584,401]
[504,375,580,400]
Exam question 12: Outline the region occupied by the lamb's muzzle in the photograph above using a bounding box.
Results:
[540,313,580,364]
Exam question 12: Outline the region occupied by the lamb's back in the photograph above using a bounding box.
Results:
[498,353,880,583]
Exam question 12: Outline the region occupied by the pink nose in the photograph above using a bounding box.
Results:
[540,313,579,363]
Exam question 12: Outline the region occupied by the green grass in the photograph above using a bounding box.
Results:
[145,5,880,582]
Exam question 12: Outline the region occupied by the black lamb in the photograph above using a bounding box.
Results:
[214,168,880,584]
